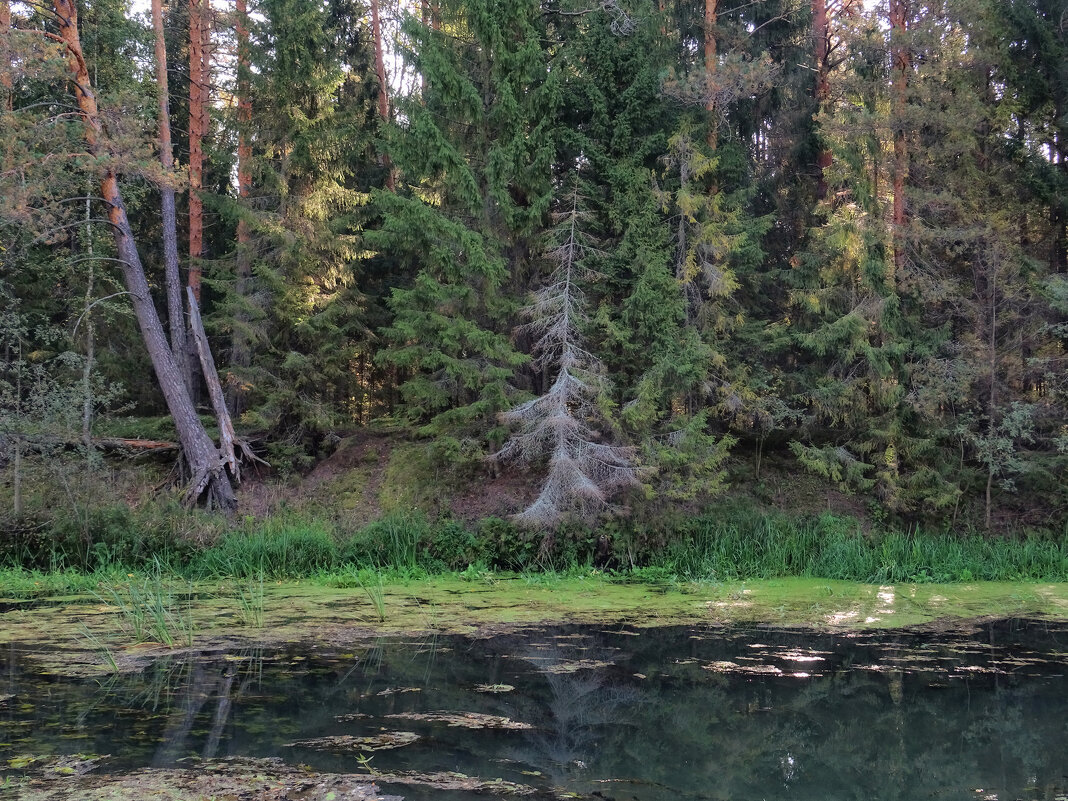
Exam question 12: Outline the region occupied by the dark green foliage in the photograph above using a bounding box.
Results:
[211,0,383,454]
[0,504,202,573]
[421,518,484,571]
[1,0,1065,534]
[371,0,558,446]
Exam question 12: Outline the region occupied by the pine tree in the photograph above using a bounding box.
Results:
[51,0,238,509]
[902,0,1055,526]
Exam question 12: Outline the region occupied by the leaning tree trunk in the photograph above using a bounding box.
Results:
[151,0,190,390]
[53,0,237,512]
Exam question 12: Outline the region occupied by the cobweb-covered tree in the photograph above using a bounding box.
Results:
[495,181,639,528]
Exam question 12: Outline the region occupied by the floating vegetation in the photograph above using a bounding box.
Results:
[5,753,108,777]
[12,757,400,801]
[541,659,614,674]
[335,712,373,722]
[372,686,421,697]
[385,711,533,730]
[702,660,784,676]
[2,622,1066,801]
[366,770,537,795]
[286,732,421,752]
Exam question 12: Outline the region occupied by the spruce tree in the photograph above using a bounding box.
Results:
[225,0,379,463]
[369,0,558,460]
[495,178,639,527]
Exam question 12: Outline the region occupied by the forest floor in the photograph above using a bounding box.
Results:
[238,429,876,528]
[3,575,1066,679]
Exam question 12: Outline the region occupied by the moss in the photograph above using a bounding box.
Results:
[2,576,1066,677]
[378,443,442,514]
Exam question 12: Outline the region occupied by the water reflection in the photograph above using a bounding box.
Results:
[0,620,1065,800]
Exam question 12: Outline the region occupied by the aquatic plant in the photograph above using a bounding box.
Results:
[77,623,119,672]
[95,560,193,646]
[236,570,265,627]
[358,571,387,623]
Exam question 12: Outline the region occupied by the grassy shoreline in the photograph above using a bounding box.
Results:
[3,505,1067,597]
[3,505,1066,676]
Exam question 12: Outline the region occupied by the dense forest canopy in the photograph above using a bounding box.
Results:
[0,0,1065,530]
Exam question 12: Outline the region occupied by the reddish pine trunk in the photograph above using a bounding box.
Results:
[704,0,717,149]
[236,0,250,244]
[371,0,389,121]
[890,0,909,281]
[420,0,429,95]
[188,0,210,303]
[151,0,189,389]
[1,0,12,111]
[53,0,236,511]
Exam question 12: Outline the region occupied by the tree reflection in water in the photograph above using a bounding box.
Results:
[0,621,1065,800]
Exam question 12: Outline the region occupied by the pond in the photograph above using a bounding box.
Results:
[1,620,1066,800]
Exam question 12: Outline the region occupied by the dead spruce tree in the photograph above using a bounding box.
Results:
[495,182,639,528]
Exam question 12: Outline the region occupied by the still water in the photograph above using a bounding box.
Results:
[1,620,1066,800]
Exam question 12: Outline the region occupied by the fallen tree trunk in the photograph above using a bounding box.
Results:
[52,0,236,512]
[2,435,178,454]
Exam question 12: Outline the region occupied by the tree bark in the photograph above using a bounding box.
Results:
[0,0,12,111]
[12,437,22,517]
[813,0,831,200]
[81,193,95,455]
[890,0,909,283]
[152,0,189,389]
[371,0,388,121]
[1053,124,1067,273]
[371,0,395,190]
[187,287,239,481]
[229,0,252,413]
[53,0,236,512]
[188,0,209,304]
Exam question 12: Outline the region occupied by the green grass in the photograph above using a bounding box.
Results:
[192,519,339,579]
[0,567,122,599]
[655,509,1068,584]
[2,505,1065,595]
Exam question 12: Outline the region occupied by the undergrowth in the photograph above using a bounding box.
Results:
[1,505,1065,599]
